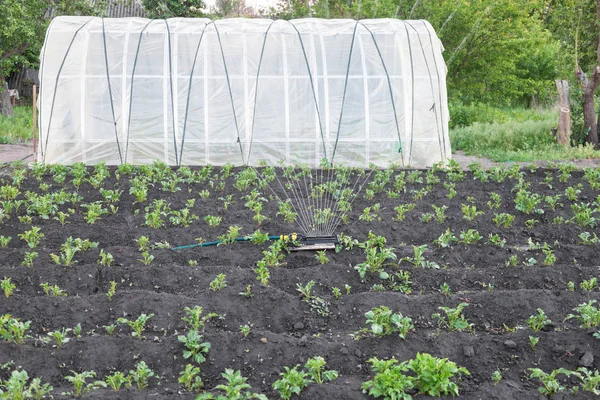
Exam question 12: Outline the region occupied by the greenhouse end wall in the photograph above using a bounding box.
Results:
[38,17,451,168]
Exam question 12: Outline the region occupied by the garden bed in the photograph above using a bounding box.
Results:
[0,161,599,399]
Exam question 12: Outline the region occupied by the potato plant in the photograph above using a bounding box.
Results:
[117,313,153,339]
[362,353,469,398]
[355,306,414,340]
[197,369,267,400]
[0,369,53,399]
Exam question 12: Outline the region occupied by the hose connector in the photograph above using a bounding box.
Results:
[279,233,298,241]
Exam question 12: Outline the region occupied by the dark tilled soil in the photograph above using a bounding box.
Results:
[0,164,599,399]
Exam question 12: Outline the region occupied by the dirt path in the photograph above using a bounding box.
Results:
[452,150,600,169]
[0,141,35,163]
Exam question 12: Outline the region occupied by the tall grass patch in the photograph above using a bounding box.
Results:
[449,103,555,129]
[0,106,33,144]
[450,117,600,162]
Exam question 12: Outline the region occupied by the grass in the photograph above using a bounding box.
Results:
[449,103,556,129]
[450,114,600,162]
[0,106,33,144]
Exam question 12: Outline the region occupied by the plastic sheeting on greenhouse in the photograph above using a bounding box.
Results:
[38,17,451,168]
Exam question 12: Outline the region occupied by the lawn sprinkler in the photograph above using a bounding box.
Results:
[291,235,339,251]
[170,233,339,252]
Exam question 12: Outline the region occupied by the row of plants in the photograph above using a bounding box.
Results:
[2,296,598,349]
[1,161,599,229]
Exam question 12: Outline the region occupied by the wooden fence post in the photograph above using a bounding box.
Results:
[555,80,571,146]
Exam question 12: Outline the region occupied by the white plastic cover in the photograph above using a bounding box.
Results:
[38,17,451,168]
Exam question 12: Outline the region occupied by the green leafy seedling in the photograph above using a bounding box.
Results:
[565,300,600,328]
[272,365,311,400]
[105,371,131,391]
[432,303,473,332]
[304,356,339,384]
[18,227,44,249]
[64,370,107,397]
[355,306,414,340]
[361,357,414,400]
[129,361,155,390]
[407,352,470,397]
[527,308,551,332]
[1,277,16,298]
[178,330,211,364]
[117,313,153,339]
[182,306,219,333]
[528,368,572,396]
[178,364,203,393]
[196,369,267,400]
[48,328,71,349]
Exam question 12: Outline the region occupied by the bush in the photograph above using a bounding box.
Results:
[451,118,556,152]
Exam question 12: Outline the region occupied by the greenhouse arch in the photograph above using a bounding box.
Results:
[38,17,451,168]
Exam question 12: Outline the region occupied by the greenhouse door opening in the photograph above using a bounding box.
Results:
[38,17,451,168]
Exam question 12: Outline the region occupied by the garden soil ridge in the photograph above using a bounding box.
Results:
[0,164,599,399]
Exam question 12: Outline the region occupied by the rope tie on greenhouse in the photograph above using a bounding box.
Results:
[247,21,387,238]
[124,20,181,165]
[330,21,359,164]
[42,19,92,163]
[38,18,57,161]
[125,19,154,164]
[401,21,416,166]
[287,21,328,162]
[248,20,327,163]
[164,20,179,166]
[101,18,123,165]
[421,19,448,161]
[357,21,404,167]
[179,21,213,165]
[405,21,444,163]
[179,21,244,166]
[213,22,246,166]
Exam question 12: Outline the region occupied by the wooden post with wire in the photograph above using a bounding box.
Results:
[32,85,38,161]
[555,80,570,146]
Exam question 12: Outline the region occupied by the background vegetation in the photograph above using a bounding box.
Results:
[0,106,32,144]
[1,0,600,161]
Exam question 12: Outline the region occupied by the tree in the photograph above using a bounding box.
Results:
[215,0,236,17]
[546,0,599,146]
[142,0,205,18]
[270,0,557,107]
[0,0,109,117]
[574,0,600,147]
[0,0,47,117]
[214,0,253,17]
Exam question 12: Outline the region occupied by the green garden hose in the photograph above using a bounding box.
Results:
[170,234,297,251]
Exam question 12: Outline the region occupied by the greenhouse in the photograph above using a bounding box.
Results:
[38,17,450,168]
